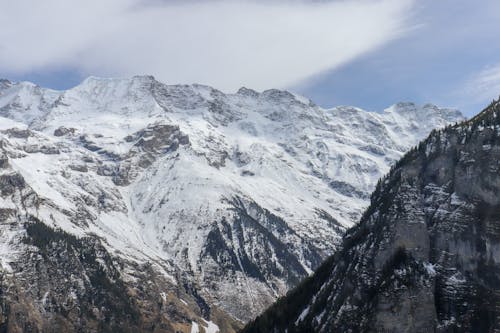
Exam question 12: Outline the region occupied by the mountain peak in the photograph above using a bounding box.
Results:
[237,86,259,97]
[0,78,12,88]
[383,102,464,126]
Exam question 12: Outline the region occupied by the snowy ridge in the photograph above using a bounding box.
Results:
[0,76,464,322]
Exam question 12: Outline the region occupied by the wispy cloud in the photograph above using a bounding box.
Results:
[463,64,500,103]
[0,0,416,91]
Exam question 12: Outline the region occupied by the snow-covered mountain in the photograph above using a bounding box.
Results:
[0,76,464,329]
[243,99,500,333]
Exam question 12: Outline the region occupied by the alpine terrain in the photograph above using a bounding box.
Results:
[243,99,500,332]
[0,76,463,331]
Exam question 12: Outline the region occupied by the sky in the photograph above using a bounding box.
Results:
[1,0,500,116]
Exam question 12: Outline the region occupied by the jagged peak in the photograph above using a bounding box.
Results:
[131,74,156,82]
[383,101,418,114]
[259,88,316,108]
[190,83,226,98]
[0,79,13,93]
[2,80,40,90]
[261,88,296,99]
[289,91,315,107]
[237,86,259,97]
[383,101,464,120]
[71,76,229,104]
[65,75,164,104]
[328,105,371,113]
[0,76,467,131]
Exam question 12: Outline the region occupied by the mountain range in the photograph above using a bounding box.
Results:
[0,76,464,332]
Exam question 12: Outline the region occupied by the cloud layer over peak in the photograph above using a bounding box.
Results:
[0,0,415,91]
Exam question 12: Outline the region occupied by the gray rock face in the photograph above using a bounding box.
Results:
[53,126,76,137]
[243,101,500,333]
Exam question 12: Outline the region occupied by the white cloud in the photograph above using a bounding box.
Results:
[463,64,500,103]
[0,0,415,91]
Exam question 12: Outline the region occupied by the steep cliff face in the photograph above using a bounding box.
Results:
[243,100,500,333]
[0,76,463,328]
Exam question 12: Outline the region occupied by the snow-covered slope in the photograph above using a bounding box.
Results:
[0,76,464,325]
